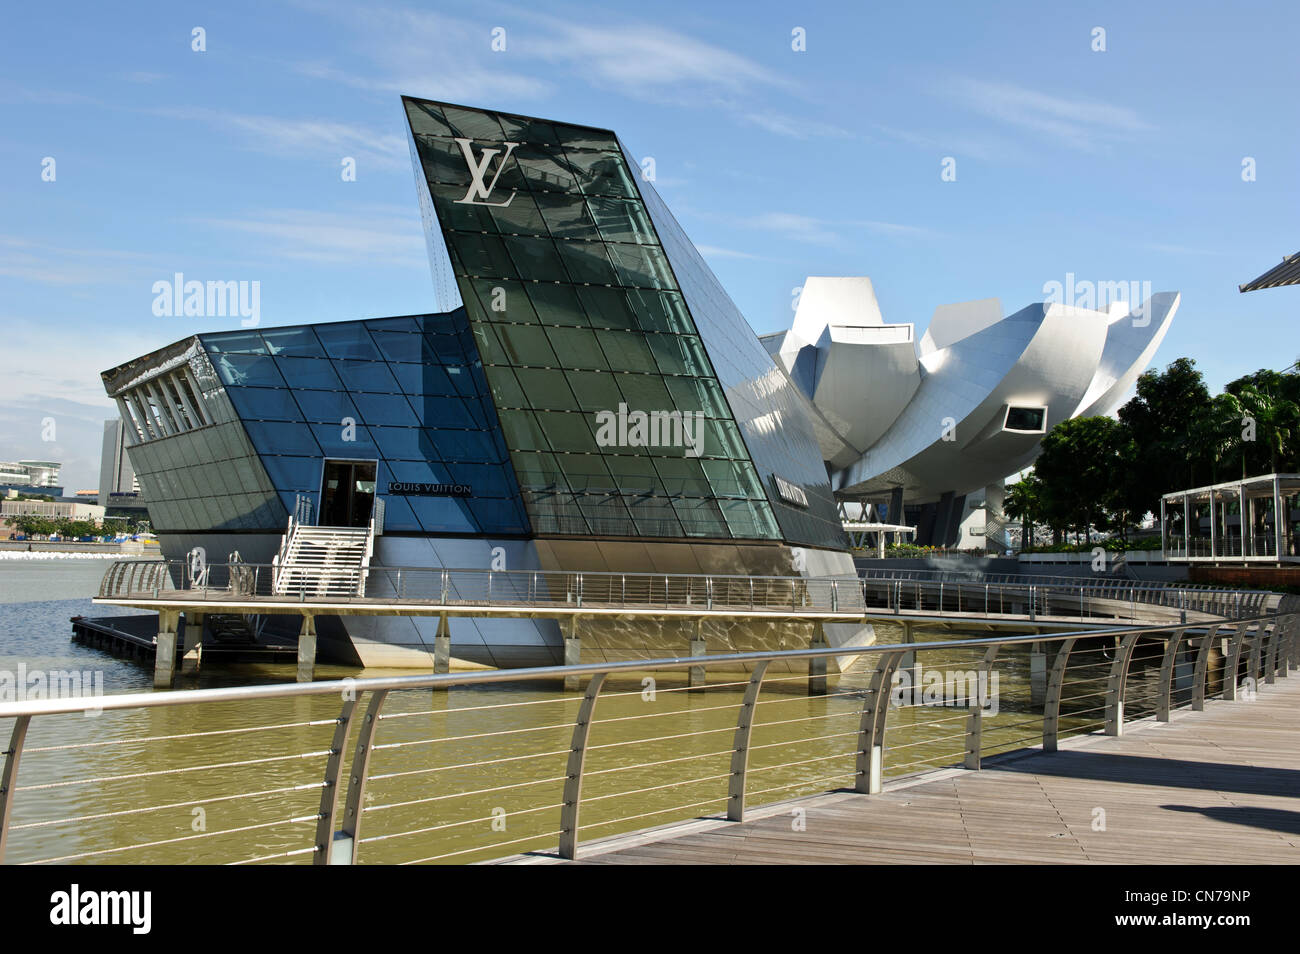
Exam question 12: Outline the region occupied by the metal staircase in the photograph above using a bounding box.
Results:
[271,494,380,599]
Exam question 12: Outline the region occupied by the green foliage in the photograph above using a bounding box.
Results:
[1025,356,1300,546]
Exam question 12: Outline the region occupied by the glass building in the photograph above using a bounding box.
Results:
[101,98,859,667]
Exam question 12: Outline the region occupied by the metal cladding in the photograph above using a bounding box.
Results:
[1239,252,1300,292]
[767,277,1180,505]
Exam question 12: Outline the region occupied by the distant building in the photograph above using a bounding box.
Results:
[1,498,105,525]
[0,460,63,497]
[98,419,145,513]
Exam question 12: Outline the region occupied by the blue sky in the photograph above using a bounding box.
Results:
[2,0,1297,490]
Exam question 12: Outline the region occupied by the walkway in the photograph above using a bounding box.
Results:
[560,673,1300,864]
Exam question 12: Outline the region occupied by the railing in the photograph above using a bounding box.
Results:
[98,561,868,615]
[2,611,1295,865]
[1166,535,1289,559]
[97,560,1269,624]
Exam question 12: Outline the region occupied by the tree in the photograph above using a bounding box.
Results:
[1117,357,1216,516]
[1004,472,1045,548]
[1034,416,1126,543]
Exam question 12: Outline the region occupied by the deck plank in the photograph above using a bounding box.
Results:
[559,671,1300,865]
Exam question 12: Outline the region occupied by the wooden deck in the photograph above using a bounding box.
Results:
[559,670,1300,865]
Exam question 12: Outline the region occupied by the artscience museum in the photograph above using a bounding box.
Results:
[100,97,1177,667]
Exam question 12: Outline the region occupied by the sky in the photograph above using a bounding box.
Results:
[2,0,1297,491]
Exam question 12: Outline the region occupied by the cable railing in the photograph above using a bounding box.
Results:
[97,561,1265,624]
[2,608,1295,865]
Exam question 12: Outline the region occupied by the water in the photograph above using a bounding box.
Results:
[0,561,1176,865]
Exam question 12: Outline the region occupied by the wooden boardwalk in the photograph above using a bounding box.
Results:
[561,672,1300,865]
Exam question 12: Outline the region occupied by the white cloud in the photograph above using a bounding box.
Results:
[945,78,1151,151]
[153,106,410,171]
[198,207,426,267]
[746,212,937,246]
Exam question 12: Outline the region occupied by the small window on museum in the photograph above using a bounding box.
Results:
[1003,405,1047,433]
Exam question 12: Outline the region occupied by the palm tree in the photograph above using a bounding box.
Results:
[1004,473,1044,550]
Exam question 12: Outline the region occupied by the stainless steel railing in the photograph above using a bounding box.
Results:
[3,610,1295,865]
[97,560,1263,623]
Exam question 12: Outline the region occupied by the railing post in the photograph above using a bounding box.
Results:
[1223,623,1248,701]
[1265,618,1283,684]
[1191,623,1221,711]
[964,706,983,770]
[727,661,770,822]
[1104,632,1142,736]
[1155,627,1187,722]
[440,569,449,605]
[0,715,32,864]
[1028,585,1036,621]
[558,672,607,860]
[855,652,902,794]
[1043,637,1077,751]
[313,697,357,865]
[965,645,999,769]
[336,690,390,864]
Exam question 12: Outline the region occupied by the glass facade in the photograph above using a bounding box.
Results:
[626,142,847,549]
[198,314,529,536]
[105,343,284,533]
[404,97,783,541]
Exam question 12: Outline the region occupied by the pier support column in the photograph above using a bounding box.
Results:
[809,621,829,696]
[181,612,204,676]
[154,610,179,688]
[688,618,707,687]
[1029,642,1047,707]
[563,616,582,691]
[433,613,451,674]
[297,614,317,683]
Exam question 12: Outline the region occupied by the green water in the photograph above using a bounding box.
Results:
[0,561,1179,865]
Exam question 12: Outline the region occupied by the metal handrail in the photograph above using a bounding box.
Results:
[3,608,1296,865]
[97,560,1262,621]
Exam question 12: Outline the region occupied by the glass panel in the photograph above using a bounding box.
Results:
[566,149,636,197]
[512,368,579,410]
[314,323,383,360]
[211,353,285,388]
[442,105,505,140]
[487,191,549,236]
[274,356,344,390]
[452,233,519,278]
[565,370,624,411]
[587,196,657,245]
[556,241,617,285]
[577,286,638,330]
[533,412,598,452]
[502,235,570,282]
[494,323,560,367]
[534,192,598,239]
[543,327,607,370]
[332,359,401,393]
[369,329,426,364]
[526,283,587,326]
[262,326,326,357]
[224,386,302,422]
[352,391,421,426]
[591,331,657,373]
[467,279,539,323]
[607,242,675,289]
[244,421,321,457]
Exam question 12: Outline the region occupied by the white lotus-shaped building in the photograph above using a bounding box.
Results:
[761,277,1179,545]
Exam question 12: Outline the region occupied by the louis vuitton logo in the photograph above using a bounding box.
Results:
[453,137,521,207]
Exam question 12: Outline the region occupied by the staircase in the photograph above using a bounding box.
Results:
[271,497,378,599]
